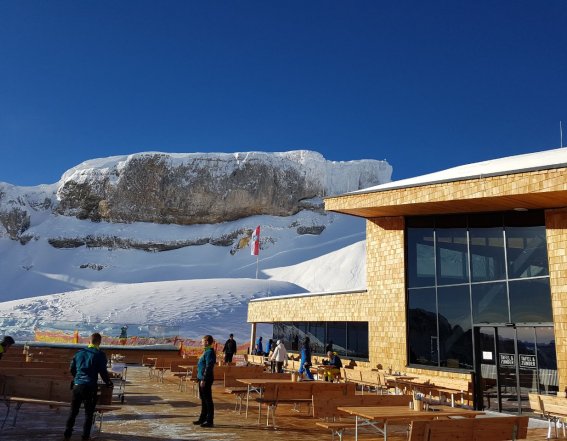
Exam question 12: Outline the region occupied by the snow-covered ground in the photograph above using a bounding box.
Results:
[0,211,366,342]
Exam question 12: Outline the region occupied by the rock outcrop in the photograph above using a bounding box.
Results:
[55,151,391,225]
[0,150,392,248]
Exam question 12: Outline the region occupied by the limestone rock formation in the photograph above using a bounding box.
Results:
[55,151,392,225]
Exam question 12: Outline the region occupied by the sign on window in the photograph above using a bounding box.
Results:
[499,353,515,367]
[519,354,537,369]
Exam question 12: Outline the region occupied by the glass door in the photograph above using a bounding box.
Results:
[475,325,557,413]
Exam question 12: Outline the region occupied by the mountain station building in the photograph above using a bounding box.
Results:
[247,147,567,413]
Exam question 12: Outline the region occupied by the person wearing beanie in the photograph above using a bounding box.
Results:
[0,336,15,360]
[270,339,288,373]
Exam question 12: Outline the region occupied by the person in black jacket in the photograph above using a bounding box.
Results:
[0,336,14,360]
[64,332,113,441]
[222,333,237,363]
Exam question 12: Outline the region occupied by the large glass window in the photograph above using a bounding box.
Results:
[407,228,435,288]
[438,285,473,369]
[408,288,437,366]
[406,211,551,371]
[326,322,347,354]
[436,227,469,285]
[509,278,553,323]
[472,282,509,324]
[307,323,326,354]
[470,227,506,282]
[347,322,369,359]
[272,321,369,359]
[506,226,549,279]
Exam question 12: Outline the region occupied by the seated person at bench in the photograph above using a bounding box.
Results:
[64,332,113,441]
[322,351,342,382]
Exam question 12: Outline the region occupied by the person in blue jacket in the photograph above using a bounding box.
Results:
[64,332,113,441]
[254,336,263,355]
[298,336,314,380]
[193,334,216,428]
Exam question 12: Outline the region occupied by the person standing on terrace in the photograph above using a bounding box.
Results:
[298,337,314,380]
[270,339,288,373]
[64,332,113,441]
[193,334,216,428]
[222,333,237,364]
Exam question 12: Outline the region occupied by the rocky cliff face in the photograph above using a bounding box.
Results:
[55,151,391,225]
[0,150,392,247]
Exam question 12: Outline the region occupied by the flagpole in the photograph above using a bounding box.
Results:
[255,255,259,279]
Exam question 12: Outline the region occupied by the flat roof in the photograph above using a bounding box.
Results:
[325,147,567,218]
[347,147,567,196]
[249,288,367,302]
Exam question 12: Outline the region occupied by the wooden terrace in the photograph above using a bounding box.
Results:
[0,364,555,441]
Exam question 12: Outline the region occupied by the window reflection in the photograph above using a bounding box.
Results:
[436,228,469,285]
[408,288,437,366]
[509,278,553,323]
[271,321,369,359]
[470,227,506,282]
[472,282,509,324]
[407,228,435,288]
[438,285,473,369]
[406,211,552,371]
[506,226,549,279]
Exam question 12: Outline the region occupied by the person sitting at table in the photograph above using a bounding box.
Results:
[270,339,288,373]
[298,337,314,380]
[322,350,342,382]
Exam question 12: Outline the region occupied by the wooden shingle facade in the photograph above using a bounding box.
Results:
[248,148,567,412]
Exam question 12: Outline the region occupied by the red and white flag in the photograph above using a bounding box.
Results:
[251,226,260,256]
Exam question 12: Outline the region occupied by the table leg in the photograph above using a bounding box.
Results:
[245,384,251,418]
[355,415,358,441]
[384,420,388,441]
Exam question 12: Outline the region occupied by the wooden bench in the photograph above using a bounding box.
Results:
[313,392,411,440]
[408,415,528,441]
[0,395,121,432]
[0,367,72,379]
[224,371,289,413]
[529,393,567,439]
[0,361,71,370]
[421,376,473,407]
[162,358,199,389]
[341,368,393,394]
[0,376,121,433]
[256,381,356,427]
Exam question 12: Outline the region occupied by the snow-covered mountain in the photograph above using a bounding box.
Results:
[0,150,391,341]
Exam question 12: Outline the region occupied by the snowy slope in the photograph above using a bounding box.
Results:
[0,150,378,342]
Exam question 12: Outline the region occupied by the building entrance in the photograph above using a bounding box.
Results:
[474,325,557,413]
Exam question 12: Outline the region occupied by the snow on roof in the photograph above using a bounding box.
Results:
[347,147,567,195]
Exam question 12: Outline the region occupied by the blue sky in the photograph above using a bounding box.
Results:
[1,1,566,186]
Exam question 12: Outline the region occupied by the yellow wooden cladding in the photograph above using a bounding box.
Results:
[248,165,567,389]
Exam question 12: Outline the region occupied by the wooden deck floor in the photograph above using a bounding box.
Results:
[0,365,554,440]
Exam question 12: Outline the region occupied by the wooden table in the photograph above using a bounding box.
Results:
[337,405,484,441]
[143,358,157,378]
[177,365,196,392]
[384,375,418,394]
[236,378,298,418]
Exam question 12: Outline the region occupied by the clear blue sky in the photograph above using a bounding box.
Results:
[1,1,566,186]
